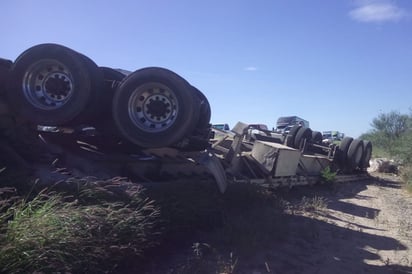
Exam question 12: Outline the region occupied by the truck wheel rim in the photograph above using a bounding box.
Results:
[128,82,178,133]
[22,60,74,110]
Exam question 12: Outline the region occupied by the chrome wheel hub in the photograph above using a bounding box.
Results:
[128,83,178,133]
[22,60,74,110]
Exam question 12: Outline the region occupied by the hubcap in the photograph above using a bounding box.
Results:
[22,60,74,110]
[128,83,178,133]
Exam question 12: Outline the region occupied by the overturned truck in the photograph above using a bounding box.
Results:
[210,122,372,191]
[0,43,372,193]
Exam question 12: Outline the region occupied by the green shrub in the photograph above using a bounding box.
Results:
[320,166,336,183]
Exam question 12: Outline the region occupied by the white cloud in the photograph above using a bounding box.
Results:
[349,2,408,23]
[244,66,258,71]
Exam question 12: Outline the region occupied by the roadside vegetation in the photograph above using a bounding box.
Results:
[0,177,162,273]
[360,110,412,192]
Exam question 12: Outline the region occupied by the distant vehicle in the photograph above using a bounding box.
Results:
[275,116,309,133]
[244,124,271,142]
[249,124,268,131]
[212,124,230,131]
[322,131,344,142]
[211,123,232,139]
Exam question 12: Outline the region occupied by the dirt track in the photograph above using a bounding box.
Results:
[251,174,412,274]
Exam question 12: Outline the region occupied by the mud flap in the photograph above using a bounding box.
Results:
[198,150,227,193]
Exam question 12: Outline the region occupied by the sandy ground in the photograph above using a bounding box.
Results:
[253,173,412,274]
[143,174,412,274]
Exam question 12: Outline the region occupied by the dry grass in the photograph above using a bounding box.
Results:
[298,196,329,212]
[0,177,161,274]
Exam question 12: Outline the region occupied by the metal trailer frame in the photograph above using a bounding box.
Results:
[206,122,370,193]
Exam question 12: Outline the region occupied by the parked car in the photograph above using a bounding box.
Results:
[212,124,230,131]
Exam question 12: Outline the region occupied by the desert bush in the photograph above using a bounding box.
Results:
[360,110,412,159]
[0,178,161,273]
[361,110,412,189]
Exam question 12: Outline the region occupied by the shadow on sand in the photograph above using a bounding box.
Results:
[260,178,412,274]
[140,177,411,274]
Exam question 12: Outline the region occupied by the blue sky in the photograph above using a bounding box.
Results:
[1,0,411,138]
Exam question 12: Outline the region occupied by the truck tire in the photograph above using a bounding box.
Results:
[92,67,129,137]
[311,131,322,144]
[0,58,12,67]
[100,67,127,116]
[112,67,200,148]
[192,86,211,131]
[346,139,364,171]
[337,137,353,166]
[294,127,312,149]
[7,43,98,125]
[285,125,301,147]
[0,58,12,95]
[360,140,372,169]
[70,51,104,124]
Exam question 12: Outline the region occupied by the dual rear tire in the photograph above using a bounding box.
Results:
[7,43,102,125]
[112,67,201,148]
[6,44,211,148]
[286,127,372,173]
[337,137,372,172]
[286,125,316,150]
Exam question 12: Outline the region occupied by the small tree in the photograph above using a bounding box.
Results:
[371,111,409,139]
[366,111,411,156]
[363,110,412,190]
